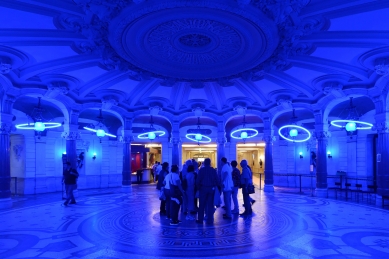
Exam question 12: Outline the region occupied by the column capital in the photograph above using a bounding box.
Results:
[61,131,81,140]
[374,121,389,134]
[314,130,331,140]
[120,129,134,143]
[262,134,276,144]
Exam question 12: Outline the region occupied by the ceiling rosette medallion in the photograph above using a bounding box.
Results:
[59,0,326,84]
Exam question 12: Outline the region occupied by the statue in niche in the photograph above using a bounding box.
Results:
[77,152,85,168]
[13,144,23,161]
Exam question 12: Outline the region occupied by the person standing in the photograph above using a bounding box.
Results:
[62,162,79,206]
[231,160,241,214]
[155,162,162,182]
[165,165,184,225]
[196,158,219,224]
[221,157,233,219]
[185,165,196,219]
[151,161,158,183]
[157,162,169,216]
[240,159,253,216]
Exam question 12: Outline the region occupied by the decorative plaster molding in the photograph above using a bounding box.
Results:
[0,122,13,135]
[120,135,133,143]
[262,135,276,144]
[62,0,324,83]
[192,107,205,117]
[0,56,12,74]
[149,106,162,116]
[13,144,23,160]
[322,81,344,97]
[374,122,389,134]
[61,131,81,140]
[314,130,331,140]
[233,105,247,115]
[101,96,118,110]
[375,57,389,76]
[45,81,69,98]
[276,99,292,109]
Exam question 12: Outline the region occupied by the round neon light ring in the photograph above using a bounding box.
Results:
[278,125,311,142]
[330,120,372,130]
[185,134,211,143]
[16,122,62,130]
[137,131,165,139]
[230,128,258,139]
[84,127,117,138]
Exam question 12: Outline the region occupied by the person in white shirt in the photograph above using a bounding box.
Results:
[221,157,233,219]
[154,162,162,182]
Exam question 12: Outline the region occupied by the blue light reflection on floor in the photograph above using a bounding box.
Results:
[1,185,389,258]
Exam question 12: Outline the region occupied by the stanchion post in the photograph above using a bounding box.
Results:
[299,174,302,193]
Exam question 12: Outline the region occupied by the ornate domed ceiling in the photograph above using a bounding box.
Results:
[1,0,388,132]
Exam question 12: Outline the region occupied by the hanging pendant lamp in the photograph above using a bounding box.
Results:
[15,97,62,139]
[137,115,165,140]
[185,117,211,145]
[278,109,311,142]
[330,97,373,131]
[84,109,117,143]
[230,115,258,143]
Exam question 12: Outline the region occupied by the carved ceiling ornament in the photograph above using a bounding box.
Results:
[45,81,69,98]
[192,107,205,117]
[322,82,344,97]
[61,0,324,83]
[233,105,247,115]
[0,56,12,74]
[374,57,389,76]
[101,96,118,110]
[276,99,292,109]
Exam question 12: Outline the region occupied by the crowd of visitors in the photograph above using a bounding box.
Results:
[156,157,256,225]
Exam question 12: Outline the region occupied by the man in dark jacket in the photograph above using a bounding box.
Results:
[196,158,219,224]
[63,162,79,206]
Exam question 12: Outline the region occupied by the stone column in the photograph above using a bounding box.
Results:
[262,118,275,192]
[375,120,389,197]
[121,119,133,192]
[314,130,330,197]
[171,121,180,166]
[62,126,80,169]
[216,121,226,173]
[0,113,13,208]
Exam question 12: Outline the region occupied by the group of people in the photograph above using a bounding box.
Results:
[156,157,255,225]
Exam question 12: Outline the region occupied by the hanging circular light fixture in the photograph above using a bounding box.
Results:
[186,133,211,143]
[278,109,311,142]
[185,117,210,145]
[15,97,61,138]
[278,125,311,142]
[230,115,258,143]
[137,115,165,140]
[330,97,373,132]
[83,109,117,142]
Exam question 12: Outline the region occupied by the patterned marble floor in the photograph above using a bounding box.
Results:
[1,185,389,259]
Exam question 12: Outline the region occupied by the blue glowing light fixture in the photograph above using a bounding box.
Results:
[289,129,298,137]
[185,117,210,145]
[230,115,258,143]
[278,110,310,142]
[186,133,211,143]
[137,115,165,141]
[83,109,117,142]
[330,98,372,132]
[15,97,61,139]
[279,125,311,142]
